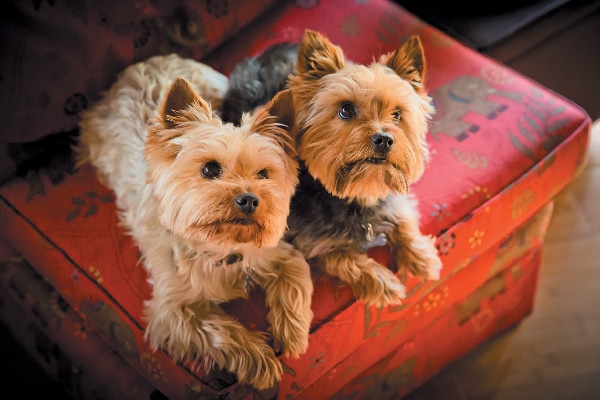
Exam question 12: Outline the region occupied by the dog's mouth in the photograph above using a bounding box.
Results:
[197,217,258,230]
[226,217,256,226]
[365,157,388,164]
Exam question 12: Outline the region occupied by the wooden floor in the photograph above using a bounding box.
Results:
[405,119,600,400]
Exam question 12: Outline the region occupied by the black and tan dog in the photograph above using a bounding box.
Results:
[223,30,442,306]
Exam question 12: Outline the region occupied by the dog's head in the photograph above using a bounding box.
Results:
[289,30,435,206]
[145,78,297,248]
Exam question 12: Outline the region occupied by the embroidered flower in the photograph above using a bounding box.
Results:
[74,321,89,340]
[423,287,449,312]
[462,185,491,200]
[142,353,166,381]
[437,232,456,256]
[310,352,325,369]
[469,230,484,248]
[413,303,421,317]
[430,203,451,222]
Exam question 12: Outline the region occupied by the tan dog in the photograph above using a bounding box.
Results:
[283,31,442,306]
[77,54,313,390]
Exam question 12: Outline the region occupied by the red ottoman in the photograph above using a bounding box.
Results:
[0,0,591,399]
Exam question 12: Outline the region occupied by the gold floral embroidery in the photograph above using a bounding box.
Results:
[141,353,166,382]
[423,286,449,312]
[74,321,89,340]
[469,230,485,248]
[461,185,491,200]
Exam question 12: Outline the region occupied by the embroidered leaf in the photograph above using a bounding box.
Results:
[66,208,80,222]
[531,86,543,98]
[290,381,304,392]
[84,204,98,217]
[524,115,541,137]
[548,118,568,133]
[365,330,379,338]
[526,103,545,120]
[549,105,566,116]
[373,321,391,330]
[537,154,556,175]
[364,305,372,337]
[281,361,297,377]
[406,279,427,297]
[388,303,410,313]
[387,319,408,341]
[529,98,544,109]
[543,136,564,152]
[84,191,98,198]
[72,197,85,206]
[518,120,537,144]
[509,130,536,160]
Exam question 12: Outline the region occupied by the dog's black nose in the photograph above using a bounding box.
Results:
[235,193,259,214]
[371,132,394,155]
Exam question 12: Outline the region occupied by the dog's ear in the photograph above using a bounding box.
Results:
[251,89,297,158]
[160,77,213,129]
[297,30,345,79]
[380,35,426,92]
[264,89,295,133]
[146,78,213,164]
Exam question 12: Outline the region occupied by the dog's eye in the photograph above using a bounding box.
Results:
[338,102,357,120]
[392,109,402,123]
[202,161,222,179]
[257,169,268,179]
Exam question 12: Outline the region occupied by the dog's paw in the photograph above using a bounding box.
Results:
[239,343,283,390]
[424,252,443,280]
[272,314,312,358]
[398,234,443,280]
[145,301,283,390]
[352,261,407,307]
[265,245,314,358]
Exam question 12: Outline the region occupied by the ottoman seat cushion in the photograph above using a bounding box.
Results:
[0,0,591,398]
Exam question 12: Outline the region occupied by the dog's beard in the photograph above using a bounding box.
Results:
[334,159,409,199]
[301,135,419,206]
[190,219,270,248]
[299,121,421,205]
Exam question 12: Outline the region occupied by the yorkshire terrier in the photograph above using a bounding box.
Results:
[223,30,442,307]
[77,54,313,390]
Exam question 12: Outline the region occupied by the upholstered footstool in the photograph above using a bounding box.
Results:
[0,0,591,399]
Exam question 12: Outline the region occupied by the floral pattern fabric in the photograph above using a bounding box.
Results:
[0,0,592,399]
[0,0,278,180]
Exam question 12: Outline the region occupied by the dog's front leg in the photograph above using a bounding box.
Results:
[143,258,283,390]
[145,295,283,389]
[381,194,442,280]
[251,243,314,358]
[316,250,406,307]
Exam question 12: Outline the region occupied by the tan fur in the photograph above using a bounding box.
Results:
[286,31,441,306]
[77,54,313,390]
[290,31,434,206]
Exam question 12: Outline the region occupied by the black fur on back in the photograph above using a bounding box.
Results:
[221,42,299,126]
